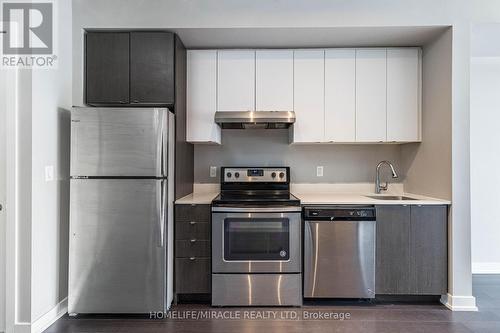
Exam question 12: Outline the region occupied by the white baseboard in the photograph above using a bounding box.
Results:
[472,262,500,274]
[440,293,478,311]
[31,297,67,333]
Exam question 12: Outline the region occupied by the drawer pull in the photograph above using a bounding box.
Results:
[189,257,196,261]
[190,239,197,243]
[189,221,197,225]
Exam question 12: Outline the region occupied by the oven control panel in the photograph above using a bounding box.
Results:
[222,167,288,182]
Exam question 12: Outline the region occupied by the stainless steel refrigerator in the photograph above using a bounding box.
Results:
[68,107,174,314]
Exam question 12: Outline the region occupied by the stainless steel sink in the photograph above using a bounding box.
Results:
[365,195,418,201]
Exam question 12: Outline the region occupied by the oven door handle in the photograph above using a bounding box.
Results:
[211,206,301,213]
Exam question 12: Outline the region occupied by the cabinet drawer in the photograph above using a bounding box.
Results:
[175,222,210,240]
[176,240,211,258]
[175,258,211,293]
[175,204,211,223]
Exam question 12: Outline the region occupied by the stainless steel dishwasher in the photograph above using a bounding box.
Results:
[303,206,376,298]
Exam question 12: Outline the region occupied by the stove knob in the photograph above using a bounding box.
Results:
[279,172,285,179]
[271,172,277,178]
[226,172,232,178]
[235,172,240,178]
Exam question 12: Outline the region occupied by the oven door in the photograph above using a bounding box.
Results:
[212,209,301,273]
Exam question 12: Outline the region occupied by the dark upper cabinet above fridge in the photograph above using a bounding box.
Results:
[85,31,176,108]
[85,32,130,105]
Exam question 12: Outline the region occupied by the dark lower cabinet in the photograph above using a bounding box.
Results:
[85,32,130,105]
[376,206,411,294]
[175,258,211,294]
[376,205,448,295]
[410,206,448,294]
[175,204,211,300]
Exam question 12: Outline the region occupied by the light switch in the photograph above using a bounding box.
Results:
[45,165,54,182]
[316,166,324,177]
[210,166,217,178]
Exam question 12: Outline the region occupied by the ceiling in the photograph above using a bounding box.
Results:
[173,26,450,49]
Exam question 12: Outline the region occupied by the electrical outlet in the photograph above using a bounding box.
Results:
[210,166,217,178]
[316,166,324,177]
[45,165,54,182]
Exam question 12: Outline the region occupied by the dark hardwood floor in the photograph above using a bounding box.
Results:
[45,275,500,333]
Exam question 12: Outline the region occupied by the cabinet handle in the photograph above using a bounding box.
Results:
[119,100,127,104]
[189,221,197,225]
[190,239,197,243]
[189,257,196,261]
[132,100,140,103]
[0,204,2,211]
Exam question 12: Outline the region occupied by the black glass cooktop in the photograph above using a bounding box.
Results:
[212,190,300,206]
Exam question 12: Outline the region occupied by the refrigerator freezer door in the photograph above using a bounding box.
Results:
[69,179,166,313]
[71,107,169,177]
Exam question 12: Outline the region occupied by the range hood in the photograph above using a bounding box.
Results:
[214,111,295,129]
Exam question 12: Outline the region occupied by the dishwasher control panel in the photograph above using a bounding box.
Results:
[303,206,376,221]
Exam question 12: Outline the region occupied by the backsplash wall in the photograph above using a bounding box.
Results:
[194,129,404,183]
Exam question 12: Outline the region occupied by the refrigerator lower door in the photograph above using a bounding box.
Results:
[71,107,169,177]
[69,179,167,314]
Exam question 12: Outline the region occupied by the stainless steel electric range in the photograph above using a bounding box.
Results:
[211,167,302,306]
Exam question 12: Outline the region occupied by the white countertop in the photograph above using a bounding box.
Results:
[175,183,451,205]
[293,192,450,205]
[175,184,219,204]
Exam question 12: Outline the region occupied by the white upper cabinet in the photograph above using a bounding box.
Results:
[355,49,387,142]
[325,49,356,142]
[293,50,325,143]
[255,50,294,111]
[217,50,255,112]
[186,47,421,144]
[186,50,221,144]
[387,48,421,142]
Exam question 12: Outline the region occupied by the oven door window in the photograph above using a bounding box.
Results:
[224,218,290,261]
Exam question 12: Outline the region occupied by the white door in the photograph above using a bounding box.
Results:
[325,49,356,142]
[217,50,255,112]
[355,49,387,142]
[293,50,325,143]
[186,50,221,144]
[386,48,421,142]
[255,50,294,111]
[0,70,7,332]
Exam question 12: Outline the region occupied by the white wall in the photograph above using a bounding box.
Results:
[402,29,452,200]
[0,67,7,333]
[4,0,72,331]
[30,0,73,325]
[470,53,500,272]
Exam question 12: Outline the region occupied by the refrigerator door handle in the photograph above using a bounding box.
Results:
[157,180,165,248]
[155,109,163,177]
[161,109,168,178]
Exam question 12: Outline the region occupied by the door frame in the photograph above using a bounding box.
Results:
[3,68,20,333]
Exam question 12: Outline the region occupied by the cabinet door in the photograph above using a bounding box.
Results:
[375,205,411,294]
[217,50,255,111]
[130,32,175,105]
[255,50,294,111]
[387,48,421,142]
[410,206,448,294]
[292,50,325,143]
[85,32,130,105]
[355,49,387,142]
[186,50,221,144]
[325,49,356,142]
[175,258,211,293]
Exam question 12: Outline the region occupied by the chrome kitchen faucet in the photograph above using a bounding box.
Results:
[375,161,399,194]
